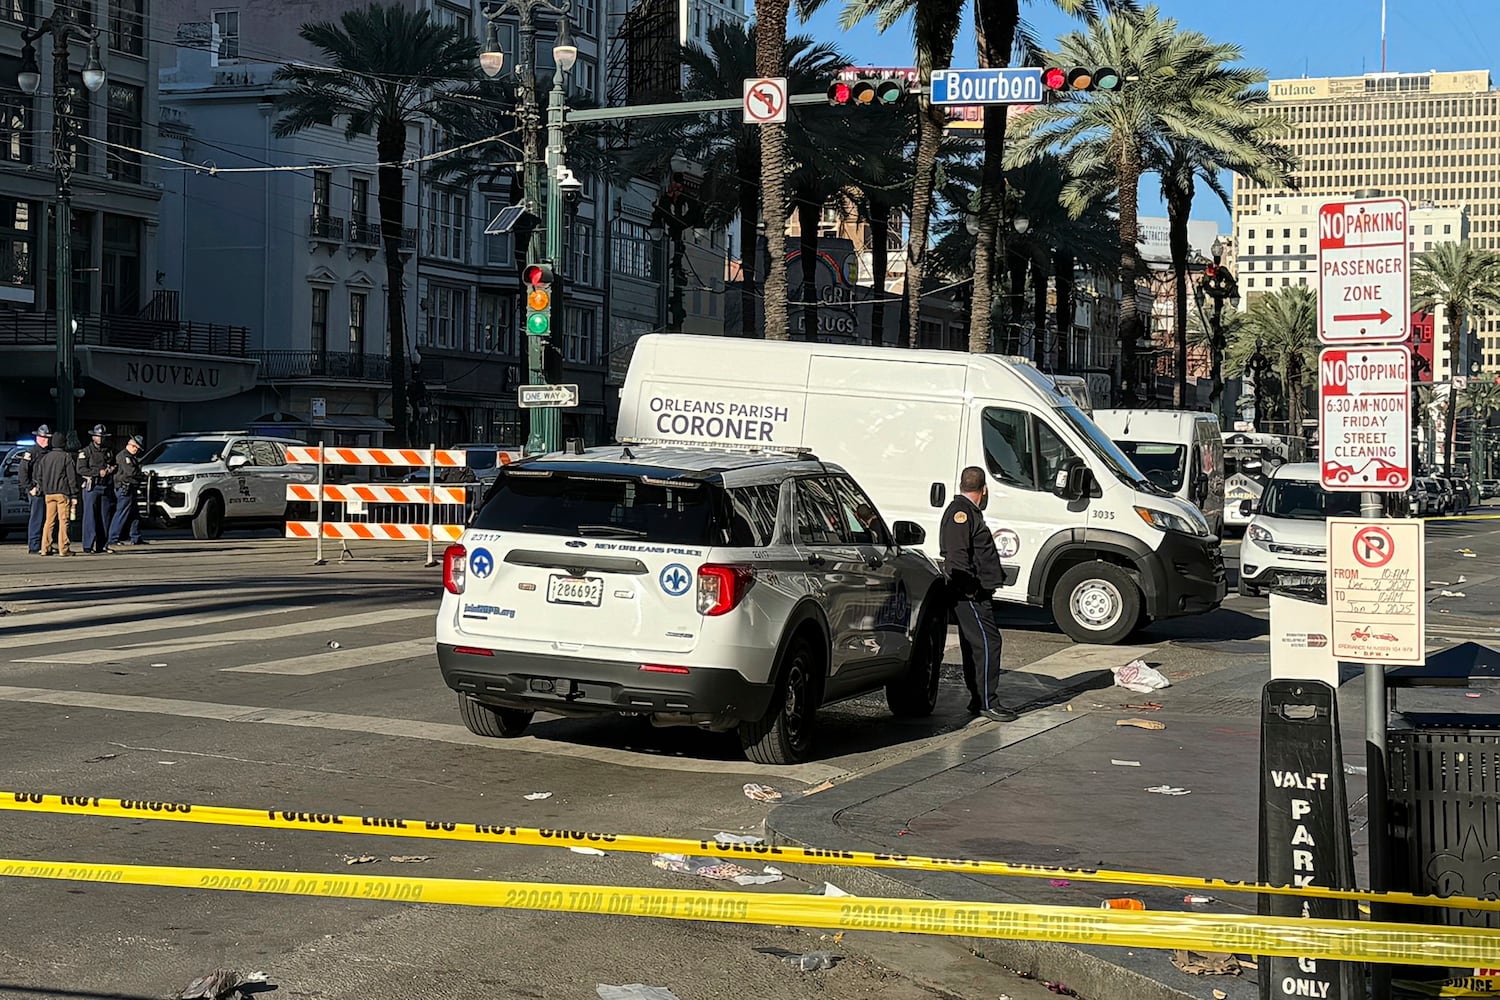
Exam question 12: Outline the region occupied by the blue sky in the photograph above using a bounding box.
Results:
[780,0,1500,228]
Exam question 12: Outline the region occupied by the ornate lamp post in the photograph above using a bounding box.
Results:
[19,2,106,440]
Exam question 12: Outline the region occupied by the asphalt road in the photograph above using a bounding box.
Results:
[0,512,1494,1000]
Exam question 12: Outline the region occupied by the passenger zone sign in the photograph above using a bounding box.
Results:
[1317,197,1410,344]
[1318,346,1411,492]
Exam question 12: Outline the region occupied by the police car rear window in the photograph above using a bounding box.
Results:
[473,472,718,544]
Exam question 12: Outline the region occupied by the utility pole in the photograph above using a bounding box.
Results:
[19,1,105,442]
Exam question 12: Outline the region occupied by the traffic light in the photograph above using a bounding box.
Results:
[1042,66,1122,93]
[827,74,909,107]
[523,262,553,337]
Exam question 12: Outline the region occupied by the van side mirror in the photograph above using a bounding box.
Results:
[1052,458,1092,501]
[892,521,925,547]
[227,454,249,470]
[929,482,945,508]
[1239,498,1255,517]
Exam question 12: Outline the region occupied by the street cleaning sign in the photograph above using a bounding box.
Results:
[1327,518,1425,665]
[1317,346,1411,492]
[1317,196,1410,344]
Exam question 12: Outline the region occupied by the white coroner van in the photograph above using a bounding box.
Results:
[618,335,1226,645]
[1091,409,1225,537]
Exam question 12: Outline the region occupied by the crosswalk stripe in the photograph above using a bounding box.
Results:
[11,608,431,665]
[221,638,434,675]
[0,602,181,635]
[0,605,309,651]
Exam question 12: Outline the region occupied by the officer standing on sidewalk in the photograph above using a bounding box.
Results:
[76,424,116,554]
[17,425,51,555]
[939,466,1016,723]
[107,434,147,547]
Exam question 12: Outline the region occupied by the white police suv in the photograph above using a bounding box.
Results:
[436,442,948,765]
[140,433,315,538]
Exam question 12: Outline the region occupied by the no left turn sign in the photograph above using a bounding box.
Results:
[743,77,788,124]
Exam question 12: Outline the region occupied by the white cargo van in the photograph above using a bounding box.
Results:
[1092,409,1225,536]
[618,335,1226,645]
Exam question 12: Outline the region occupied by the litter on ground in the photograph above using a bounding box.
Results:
[1438,590,1467,598]
[783,951,836,971]
[341,854,378,865]
[388,855,432,863]
[714,832,764,845]
[1170,950,1240,976]
[1112,660,1170,694]
[820,881,852,897]
[1117,718,1166,731]
[1145,785,1191,796]
[175,969,269,999]
[569,846,607,856]
[732,868,785,886]
[523,791,553,801]
[597,986,681,1000]
[743,782,782,802]
[1111,759,1142,767]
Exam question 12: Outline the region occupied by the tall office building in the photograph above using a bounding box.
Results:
[1234,69,1500,376]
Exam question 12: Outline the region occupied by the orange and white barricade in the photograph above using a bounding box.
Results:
[285,445,501,565]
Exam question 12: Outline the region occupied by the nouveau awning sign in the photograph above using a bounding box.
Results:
[82,347,259,402]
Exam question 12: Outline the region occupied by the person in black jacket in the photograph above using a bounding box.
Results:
[76,423,116,553]
[108,434,147,547]
[17,424,51,554]
[938,466,1016,723]
[35,435,80,556]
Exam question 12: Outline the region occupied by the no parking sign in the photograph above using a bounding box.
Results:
[1327,517,1425,665]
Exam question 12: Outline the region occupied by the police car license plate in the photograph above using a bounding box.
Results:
[547,575,603,607]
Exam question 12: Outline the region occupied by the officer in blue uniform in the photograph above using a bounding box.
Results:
[107,434,147,547]
[938,466,1017,723]
[76,423,116,553]
[17,424,51,555]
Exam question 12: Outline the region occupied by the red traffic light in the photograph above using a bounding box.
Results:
[523,263,552,287]
[1043,67,1066,90]
[828,81,851,105]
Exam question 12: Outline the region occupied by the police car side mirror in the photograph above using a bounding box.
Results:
[227,454,249,470]
[929,482,944,508]
[892,521,924,547]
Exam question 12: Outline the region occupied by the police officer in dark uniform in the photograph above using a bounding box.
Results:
[938,466,1017,723]
[17,424,51,555]
[77,423,116,553]
[107,434,147,547]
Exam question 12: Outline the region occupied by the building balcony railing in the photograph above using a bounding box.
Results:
[348,219,379,247]
[401,227,417,252]
[0,310,248,355]
[310,214,346,242]
[250,351,446,384]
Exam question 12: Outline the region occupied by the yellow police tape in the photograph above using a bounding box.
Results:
[0,856,1494,967]
[3,790,1496,916]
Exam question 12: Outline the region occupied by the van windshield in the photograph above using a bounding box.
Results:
[1057,406,1153,491]
[472,471,718,544]
[1114,442,1186,493]
[1262,479,1364,520]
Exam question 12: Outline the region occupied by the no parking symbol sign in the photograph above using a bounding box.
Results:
[1327,517,1425,665]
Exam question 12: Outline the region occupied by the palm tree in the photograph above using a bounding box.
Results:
[839,140,913,346]
[1461,379,1500,479]
[1009,5,1270,404]
[1156,124,1295,408]
[1412,241,1500,471]
[275,3,478,446]
[1226,285,1317,434]
[756,0,794,340]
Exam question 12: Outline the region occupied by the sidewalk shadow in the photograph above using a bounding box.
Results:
[1140,607,1267,644]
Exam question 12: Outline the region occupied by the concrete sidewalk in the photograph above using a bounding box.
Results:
[767,653,1378,1000]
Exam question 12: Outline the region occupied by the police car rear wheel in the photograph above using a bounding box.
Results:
[1053,562,1140,646]
[739,636,818,765]
[457,694,533,738]
[886,604,944,718]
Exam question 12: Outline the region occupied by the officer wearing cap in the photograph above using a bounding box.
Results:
[938,466,1016,724]
[17,424,51,555]
[77,423,117,554]
[107,434,147,547]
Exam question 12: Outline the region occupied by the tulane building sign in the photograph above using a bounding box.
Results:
[83,347,259,402]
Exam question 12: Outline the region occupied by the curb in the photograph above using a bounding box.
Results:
[765,707,1243,1000]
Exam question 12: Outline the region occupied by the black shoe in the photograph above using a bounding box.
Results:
[966,702,981,715]
[978,707,1018,723]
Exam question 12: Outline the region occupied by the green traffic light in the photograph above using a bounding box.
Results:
[527,311,550,336]
[875,80,903,104]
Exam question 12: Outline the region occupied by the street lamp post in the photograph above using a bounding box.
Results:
[1197,236,1239,426]
[481,0,575,455]
[1248,336,1272,433]
[19,0,105,441]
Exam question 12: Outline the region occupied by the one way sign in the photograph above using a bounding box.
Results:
[1317,196,1410,344]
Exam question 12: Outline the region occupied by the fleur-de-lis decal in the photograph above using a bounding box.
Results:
[1425,828,1500,909]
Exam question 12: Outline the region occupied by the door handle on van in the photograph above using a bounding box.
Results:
[806,553,826,567]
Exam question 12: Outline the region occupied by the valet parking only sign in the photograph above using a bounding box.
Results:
[1318,346,1411,492]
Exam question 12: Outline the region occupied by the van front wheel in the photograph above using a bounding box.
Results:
[1052,562,1141,646]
